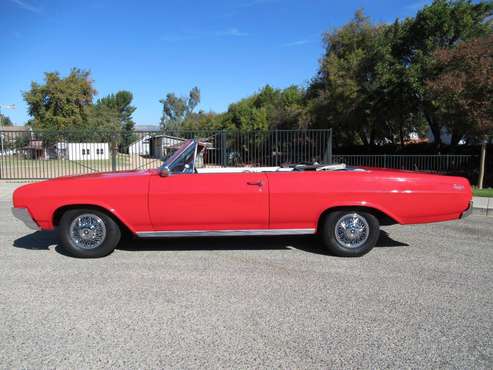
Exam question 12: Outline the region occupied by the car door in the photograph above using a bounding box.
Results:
[266,171,331,231]
[148,172,269,231]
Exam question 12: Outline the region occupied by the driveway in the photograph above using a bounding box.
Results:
[0,183,492,368]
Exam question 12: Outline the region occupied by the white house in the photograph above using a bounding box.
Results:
[67,143,109,160]
[129,135,151,156]
[149,135,186,159]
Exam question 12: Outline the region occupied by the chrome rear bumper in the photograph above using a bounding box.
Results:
[11,207,40,230]
[460,201,473,219]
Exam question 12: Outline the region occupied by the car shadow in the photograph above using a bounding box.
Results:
[376,230,410,248]
[118,235,320,253]
[12,230,73,256]
[13,230,58,250]
[13,229,408,256]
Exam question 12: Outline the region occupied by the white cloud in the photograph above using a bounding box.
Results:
[282,39,313,47]
[222,0,278,18]
[238,0,279,8]
[216,28,249,37]
[161,28,249,42]
[405,0,432,11]
[9,0,41,13]
[160,34,200,42]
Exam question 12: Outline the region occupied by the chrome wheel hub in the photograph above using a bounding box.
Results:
[80,228,96,240]
[334,213,369,248]
[69,214,106,249]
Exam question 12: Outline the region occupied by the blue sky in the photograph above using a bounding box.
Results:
[0,0,430,125]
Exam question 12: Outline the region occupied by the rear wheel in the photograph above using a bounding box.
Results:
[58,209,121,258]
[320,210,379,257]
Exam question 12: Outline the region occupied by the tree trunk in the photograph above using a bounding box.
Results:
[423,111,441,148]
[399,119,405,148]
[359,131,369,146]
[450,130,463,146]
[369,127,375,146]
[478,142,487,189]
[430,124,442,148]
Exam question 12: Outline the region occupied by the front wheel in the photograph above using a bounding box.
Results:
[320,210,380,257]
[58,209,121,258]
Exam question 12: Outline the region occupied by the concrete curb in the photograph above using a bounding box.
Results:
[472,196,493,216]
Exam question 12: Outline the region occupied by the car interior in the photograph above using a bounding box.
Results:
[160,139,364,175]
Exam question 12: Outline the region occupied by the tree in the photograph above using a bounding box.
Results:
[95,91,136,149]
[159,87,200,129]
[181,111,220,130]
[254,85,306,129]
[308,10,400,145]
[399,0,493,146]
[23,68,96,130]
[426,34,493,187]
[224,98,269,131]
[306,1,492,147]
[217,85,306,131]
[86,104,120,132]
[0,114,13,127]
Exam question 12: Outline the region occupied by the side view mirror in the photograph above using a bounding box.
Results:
[159,167,170,177]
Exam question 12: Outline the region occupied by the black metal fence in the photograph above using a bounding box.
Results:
[334,154,477,173]
[0,129,333,179]
[0,128,478,179]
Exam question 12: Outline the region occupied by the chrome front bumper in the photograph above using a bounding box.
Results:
[11,207,40,230]
[460,201,473,219]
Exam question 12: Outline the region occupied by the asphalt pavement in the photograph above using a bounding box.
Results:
[0,184,492,369]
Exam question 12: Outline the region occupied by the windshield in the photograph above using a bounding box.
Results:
[159,139,197,174]
[160,139,192,166]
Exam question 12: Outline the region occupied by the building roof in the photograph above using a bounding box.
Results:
[134,125,160,131]
[23,140,43,150]
[0,125,30,132]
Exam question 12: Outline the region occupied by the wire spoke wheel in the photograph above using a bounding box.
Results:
[334,213,370,249]
[69,213,107,249]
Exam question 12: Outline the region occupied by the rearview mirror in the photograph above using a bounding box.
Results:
[159,167,170,177]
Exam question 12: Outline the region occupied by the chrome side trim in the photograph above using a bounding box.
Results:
[136,228,316,238]
[11,207,40,230]
[460,201,473,219]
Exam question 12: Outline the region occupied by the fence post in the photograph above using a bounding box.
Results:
[328,129,333,164]
[221,130,227,167]
[323,129,332,163]
[111,133,117,172]
[275,130,279,166]
[478,142,487,189]
[0,130,3,179]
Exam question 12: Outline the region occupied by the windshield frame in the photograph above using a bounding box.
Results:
[159,139,197,174]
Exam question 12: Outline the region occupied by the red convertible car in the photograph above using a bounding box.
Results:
[12,139,472,258]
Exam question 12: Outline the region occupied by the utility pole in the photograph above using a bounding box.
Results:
[0,104,16,155]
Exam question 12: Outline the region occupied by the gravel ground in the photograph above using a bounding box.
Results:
[0,185,492,369]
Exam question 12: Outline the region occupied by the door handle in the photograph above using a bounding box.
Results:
[247,180,263,186]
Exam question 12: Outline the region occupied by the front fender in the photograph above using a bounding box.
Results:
[49,201,138,233]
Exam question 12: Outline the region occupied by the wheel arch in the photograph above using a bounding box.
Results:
[316,205,399,233]
[52,204,135,235]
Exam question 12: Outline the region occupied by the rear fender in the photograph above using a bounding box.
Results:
[318,201,403,225]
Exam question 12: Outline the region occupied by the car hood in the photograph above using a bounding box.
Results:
[12,169,159,209]
[45,169,159,181]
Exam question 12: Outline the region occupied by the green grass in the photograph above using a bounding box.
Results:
[473,187,493,198]
[0,154,161,179]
